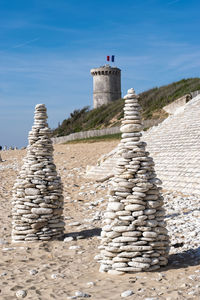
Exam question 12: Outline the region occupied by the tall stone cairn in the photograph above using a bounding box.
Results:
[98,88,169,274]
[12,104,64,242]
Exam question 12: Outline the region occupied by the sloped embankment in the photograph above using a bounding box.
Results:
[86,94,200,196]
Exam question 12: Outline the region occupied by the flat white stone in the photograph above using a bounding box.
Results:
[125,204,145,211]
[64,237,74,242]
[31,208,53,214]
[121,290,134,298]
[113,237,138,243]
[120,124,142,133]
[128,261,150,269]
[25,188,40,196]
[107,269,125,275]
[107,202,124,211]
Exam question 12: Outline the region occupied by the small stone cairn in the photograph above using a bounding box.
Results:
[12,104,64,242]
[97,88,169,274]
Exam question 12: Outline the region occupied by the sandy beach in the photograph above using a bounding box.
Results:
[0,141,199,300]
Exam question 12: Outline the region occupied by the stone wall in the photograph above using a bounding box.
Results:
[52,119,162,144]
[51,127,120,144]
[163,94,191,115]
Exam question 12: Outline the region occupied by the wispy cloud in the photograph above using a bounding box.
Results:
[34,24,77,33]
[12,38,40,49]
[167,51,200,71]
[0,19,30,29]
[168,0,181,5]
[148,39,188,49]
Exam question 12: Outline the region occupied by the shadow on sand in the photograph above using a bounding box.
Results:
[64,227,101,240]
[64,228,200,270]
[166,246,200,269]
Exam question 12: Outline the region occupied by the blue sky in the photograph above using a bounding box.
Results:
[0,0,200,147]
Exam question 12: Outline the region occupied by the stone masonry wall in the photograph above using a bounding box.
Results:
[90,65,121,108]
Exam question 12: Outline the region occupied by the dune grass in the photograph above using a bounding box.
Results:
[53,77,200,137]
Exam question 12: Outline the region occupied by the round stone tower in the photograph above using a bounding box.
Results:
[90,65,121,109]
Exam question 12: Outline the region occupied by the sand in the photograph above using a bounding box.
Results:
[0,141,199,300]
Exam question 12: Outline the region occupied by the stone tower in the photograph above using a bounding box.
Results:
[90,65,121,109]
[97,88,169,274]
[11,104,64,242]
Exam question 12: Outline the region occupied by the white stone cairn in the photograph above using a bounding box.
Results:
[12,104,64,242]
[97,89,169,273]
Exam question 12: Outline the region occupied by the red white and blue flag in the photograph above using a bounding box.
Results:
[107,55,115,62]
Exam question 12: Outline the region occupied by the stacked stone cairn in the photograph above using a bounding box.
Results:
[12,104,64,242]
[97,88,169,274]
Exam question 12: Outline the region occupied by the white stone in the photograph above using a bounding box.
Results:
[75,291,91,298]
[31,208,53,215]
[120,124,142,133]
[16,290,27,298]
[107,269,125,275]
[86,281,95,287]
[121,290,134,297]
[125,204,145,211]
[25,188,40,195]
[143,231,157,238]
[107,202,124,211]
[64,237,74,242]
[29,269,38,275]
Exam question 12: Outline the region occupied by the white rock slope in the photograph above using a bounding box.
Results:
[86,94,200,196]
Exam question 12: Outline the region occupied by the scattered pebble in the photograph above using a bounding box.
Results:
[64,237,74,242]
[16,290,27,298]
[75,291,91,298]
[86,282,95,287]
[68,222,81,226]
[29,269,38,275]
[69,245,81,250]
[76,235,85,240]
[0,239,8,245]
[2,247,15,251]
[51,274,57,279]
[121,290,134,297]
[164,191,200,256]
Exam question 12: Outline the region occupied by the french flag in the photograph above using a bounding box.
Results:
[107,55,115,62]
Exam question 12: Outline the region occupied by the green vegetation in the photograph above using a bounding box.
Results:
[53,100,124,136]
[52,77,200,137]
[139,78,200,119]
[64,133,121,144]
